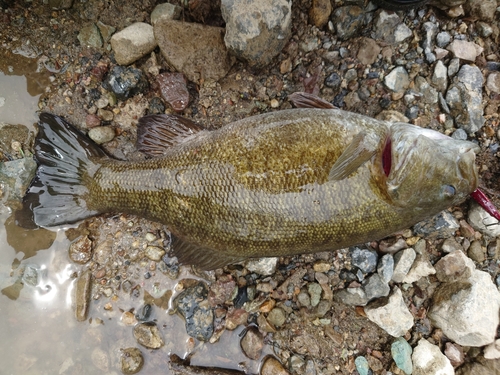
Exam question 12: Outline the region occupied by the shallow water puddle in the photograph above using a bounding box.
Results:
[0,49,263,374]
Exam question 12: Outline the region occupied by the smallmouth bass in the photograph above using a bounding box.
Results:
[21,93,493,269]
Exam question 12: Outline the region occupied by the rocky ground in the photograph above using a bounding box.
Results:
[1,0,500,374]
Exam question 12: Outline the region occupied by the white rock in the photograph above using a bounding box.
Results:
[110,22,157,65]
[486,72,500,94]
[245,257,278,276]
[429,267,500,346]
[412,339,454,375]
[468,201,500,237]
[484,339,500,360]
[392,248,416,283]
[403,255,436,284]
[365,287,414,337]
[447,39,483,61]
[384,66,410,93]
[394,23,412,43]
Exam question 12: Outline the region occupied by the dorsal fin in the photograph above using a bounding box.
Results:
[172,237,246,270]
[288,92,337,109]
[137,114,205,157]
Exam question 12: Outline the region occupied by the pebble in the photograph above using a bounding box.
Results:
[334,287,369,306]
[357,37,380,66]
[351,247,378,274]
[391,337,413,375]
[97,109,113,122]
[467,240,485,263]
[444,342,464,367]
[267,307,286,328]
[121,311,138,326]
[486,72,500,94]
[412,339,454,375]
[332,6,366,40]
[103,66,148,101]
[261,356,290,375]
[154,19,233,83]
[88,126,115,144]
[377,254,394,283]
[75,269,92,322]
[354,356,370,375]
[483,339,500,360]
[69,235,93,264]
[240,326,264,360]
[173,279,214,341]
[150,2,181,26]
[144,246,165,262]
[86,113,101,128]
[436,31,451,48]
[156,73,189,112]
[363,274,390,301]
[78,23,103,48]
[373,10,410,44]
[384,66,409,93]
[307,283,322,307]
[309,0,332,28]
[133,322,164,349]
[245,257,278,276]
[225,308,248,330]
[208,276,236,306]
[431,60,448,92]
[110,22,157,66]
[402,255,436,284]
[365,287,414,337]
[391,248,416,283]
[413,210,459,239]
[221,0,291,68]
[120,347,144,375]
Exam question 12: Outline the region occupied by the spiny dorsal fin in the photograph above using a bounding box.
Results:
[137,114,205,157]
[289,92,337,109]
[172,237,246,271]
[328,131,379,181]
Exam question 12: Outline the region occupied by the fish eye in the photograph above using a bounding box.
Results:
[442,185,456,198]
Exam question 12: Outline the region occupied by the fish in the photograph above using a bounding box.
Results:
[19,92,499,270]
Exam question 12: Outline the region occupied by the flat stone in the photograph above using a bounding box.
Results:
[154,19,233,83]
[111,22,157,66]
[447,40,483,62]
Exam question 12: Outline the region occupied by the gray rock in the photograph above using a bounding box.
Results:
[173,280,214,341]
[441,237,463,253]
[468,240,485,263]
[150,3,182,26]
[78,23,103,48]
[363,273,390,300]
[477,22,494,38]
[413,210,460,239]
[333,287,368,306]
[154,19,233,83]
[110,22,157,66]
[452,128,468,140]
[377,254,394,283]
[332,6,367,40]
[103,66,148,101]
[365,287,414,337]
[392,248,416,283]
[468,201,500,237]
[448,57,460,77]
[429,259,500,346]
[351,247,378,274]
[133,323,164,349]
[0,157,36,203]
[88,126,115,144]
[415,75,438,104]
[221,0,291,68]
[431,60,448,92]
[384,66,409,93]
[308,283,322,307]
[412,339,454,375]
[372,10,401,44]
[245,257,278,276]
[436,31,451,48]
[421,22,438,61]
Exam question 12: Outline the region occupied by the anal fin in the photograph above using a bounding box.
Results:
[172,237,246,270]
[137,114,205,157]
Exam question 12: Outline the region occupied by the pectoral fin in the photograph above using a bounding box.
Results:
[328,132,379,181]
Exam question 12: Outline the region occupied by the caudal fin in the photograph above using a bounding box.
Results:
[18,113,108,228]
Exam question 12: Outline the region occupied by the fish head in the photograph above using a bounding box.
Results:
[383,123,478,211]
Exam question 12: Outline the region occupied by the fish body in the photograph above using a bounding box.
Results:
[22,95,478,269]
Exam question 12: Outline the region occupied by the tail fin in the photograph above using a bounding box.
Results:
[18,113,108,228]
